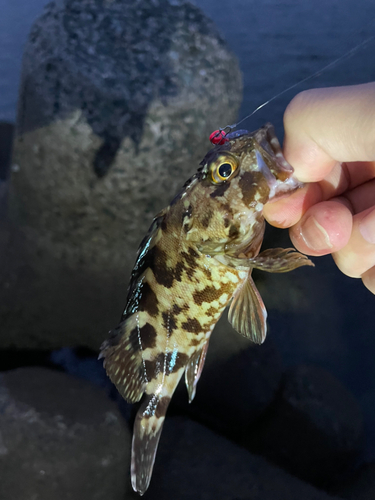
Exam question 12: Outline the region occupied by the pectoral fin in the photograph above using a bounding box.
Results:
[225,248,314,273]
[249,247,314,273]
[228,274,267,344]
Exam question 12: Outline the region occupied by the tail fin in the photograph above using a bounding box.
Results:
[99,317,147,403]
[131,394,171,495]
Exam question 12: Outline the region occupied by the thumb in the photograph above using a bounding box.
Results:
[283,83,375,182]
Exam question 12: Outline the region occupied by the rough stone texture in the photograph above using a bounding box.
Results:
[0,367,133,500]
[173,315,283,438]
[0,122,13,213]
[145,416,341,499]
[3,0,242,350]
[0,122,13,180]
[248,364,364,489]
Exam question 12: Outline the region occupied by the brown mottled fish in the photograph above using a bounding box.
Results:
[100,123,314,495]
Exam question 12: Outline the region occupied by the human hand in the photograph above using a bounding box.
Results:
[264,83,375,294]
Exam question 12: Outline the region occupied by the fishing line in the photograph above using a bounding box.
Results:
[213,20,375,139]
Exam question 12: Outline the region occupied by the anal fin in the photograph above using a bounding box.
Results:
[228,274,267,344]
[185,341,209,403]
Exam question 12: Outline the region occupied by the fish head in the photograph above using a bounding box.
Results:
[172,124,301,257]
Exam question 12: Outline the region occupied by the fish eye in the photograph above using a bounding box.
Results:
[218,163,232,178]
[211,155,238,183]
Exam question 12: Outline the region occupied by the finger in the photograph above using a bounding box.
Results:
[265,164,375,228]
[333,206,375,278]
[343,178,375,214]
[283,83,375,182]
[345,161,375,190]
[264,161,347,228]
[264,184,322,227]
[362,266,375,295]
[288,199,353,256]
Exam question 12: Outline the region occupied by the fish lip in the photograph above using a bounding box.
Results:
[266,178,304,203]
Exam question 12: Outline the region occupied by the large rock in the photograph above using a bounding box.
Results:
[4,0,242,349]
[248,364,363,489]
[0,367,133,500]
[145,416,341,499]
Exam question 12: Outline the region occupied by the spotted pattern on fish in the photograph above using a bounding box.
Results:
[100,123,314,495]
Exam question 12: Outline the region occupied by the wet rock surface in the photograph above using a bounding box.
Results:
[248,364,363,489]
[4,0,242,350]
[0,359,364,499]
[146,416,341,500]
[0,367,133,500]
[173,316,283,438]
[333,462,375,499]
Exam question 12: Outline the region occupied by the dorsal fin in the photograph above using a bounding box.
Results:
[123,210,166,320]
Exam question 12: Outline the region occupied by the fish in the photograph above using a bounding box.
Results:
[99,123,314,495]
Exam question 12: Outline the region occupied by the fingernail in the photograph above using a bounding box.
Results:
[359,207,375,244]
[300,216,333,251]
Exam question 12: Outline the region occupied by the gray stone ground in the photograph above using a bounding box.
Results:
[173,319,283,434]
[0,363,366,500]
[334,462,375,499]
[0,367,133,500]
[146,416,343,500]
[171,333,363,489]
[248,364,364,488]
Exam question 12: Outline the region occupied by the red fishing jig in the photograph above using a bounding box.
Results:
[209,129,228,145]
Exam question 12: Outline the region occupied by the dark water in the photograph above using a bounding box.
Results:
[1,0,375,461]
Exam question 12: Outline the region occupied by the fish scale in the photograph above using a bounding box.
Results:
[100,123,314,495]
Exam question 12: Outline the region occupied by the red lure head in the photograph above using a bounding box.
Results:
[209,129,228,145]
